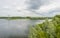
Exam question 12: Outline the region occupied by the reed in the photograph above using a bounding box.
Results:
[28,15,60,38]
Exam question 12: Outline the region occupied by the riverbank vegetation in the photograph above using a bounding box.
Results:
[28,15,60,38]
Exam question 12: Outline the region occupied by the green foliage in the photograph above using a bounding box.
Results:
[28,15,60,38]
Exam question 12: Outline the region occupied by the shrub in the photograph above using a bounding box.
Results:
[28,15,60,38]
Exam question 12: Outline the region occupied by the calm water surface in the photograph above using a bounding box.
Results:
[0,19,45,38]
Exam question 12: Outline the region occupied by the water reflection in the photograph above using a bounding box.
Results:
[0,19,45,38]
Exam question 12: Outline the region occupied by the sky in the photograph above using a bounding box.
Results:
[0,0,60,17]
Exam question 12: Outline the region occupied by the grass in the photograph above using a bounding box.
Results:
[28,15,60,38]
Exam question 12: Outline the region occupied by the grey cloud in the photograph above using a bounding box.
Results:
[25,0,60,17]
[0,0,60,16]
[47,8,60,15]
[26,0,50,10]
[40,8,60,17]
[26,0,41,10]
[28,7,60,17]
[25,0,54,17]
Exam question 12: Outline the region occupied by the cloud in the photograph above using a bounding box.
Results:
[35,2,59,14]
[0,0,27,16]
[25,0,51,10]
[25,0,60,17]
[30,0,60,16]
[0,0,60,17]
[25,0,41,10]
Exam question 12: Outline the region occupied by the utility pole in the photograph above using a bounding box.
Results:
[8,15,10,26]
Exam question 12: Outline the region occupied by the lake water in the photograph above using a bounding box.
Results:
[0,19,45,38]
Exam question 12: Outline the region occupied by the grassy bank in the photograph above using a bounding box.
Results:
[28,15,60,38]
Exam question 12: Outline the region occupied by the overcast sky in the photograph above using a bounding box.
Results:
[0,0,60,17]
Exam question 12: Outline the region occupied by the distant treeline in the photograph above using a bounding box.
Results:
[0,16,53,20]
[2,15,60,20]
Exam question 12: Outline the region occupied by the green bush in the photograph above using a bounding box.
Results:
[28,15,60,38]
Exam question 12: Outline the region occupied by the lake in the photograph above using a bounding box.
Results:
[0,19,45,38]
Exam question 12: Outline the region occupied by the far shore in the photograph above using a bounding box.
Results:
[0,17,53,20]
